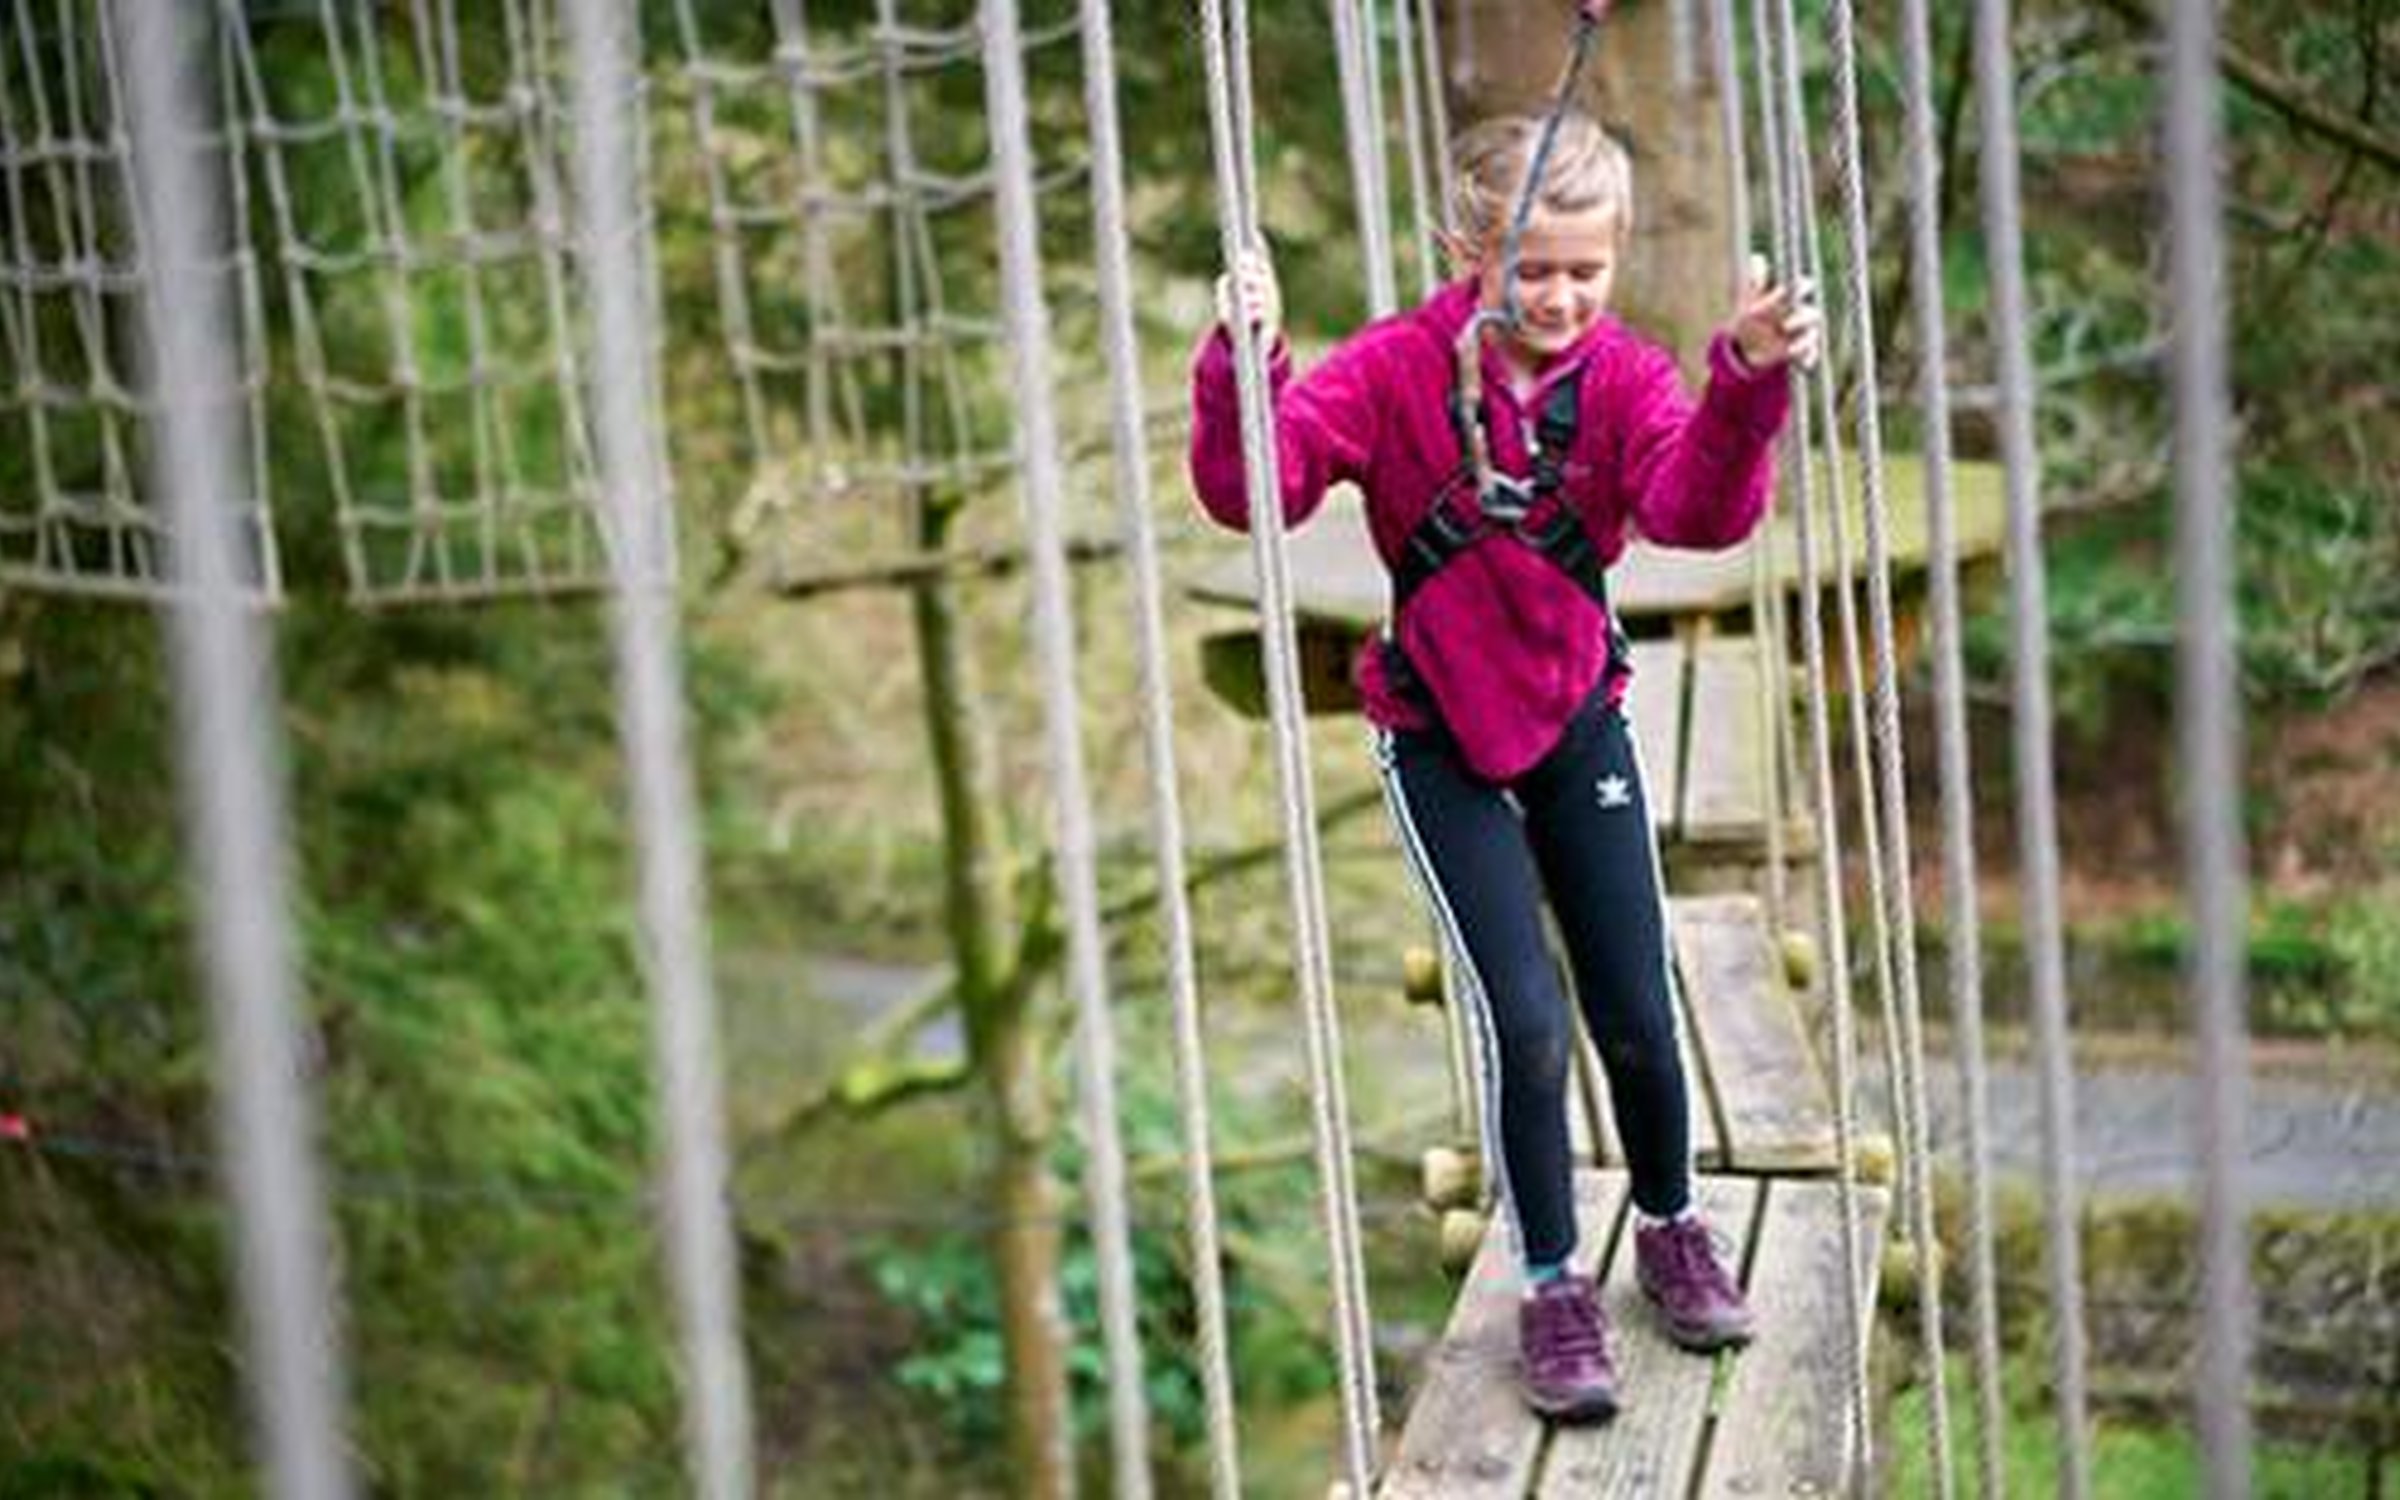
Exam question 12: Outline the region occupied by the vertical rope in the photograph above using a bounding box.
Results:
[561,4,756,1494]
[977,1,1154,1492]
[1196,0,1382,1485]
[1076,1,1243,1490]
[1412,0,1453,202]
[1772,0,1918,1263]
[1705,0,1792,943]
[1330,0,1398,317]
[1387,0,1438,298]
[2164,2,2253,1491]
[1893,0,2007,1490]
[667,0,774,468]
[1822,1,1955,1490]
[117,3,356,1495]
[1749,0,1874,1474]
[1968,3,2093,1491]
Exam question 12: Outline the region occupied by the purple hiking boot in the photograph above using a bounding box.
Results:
[1519,1273,1618,1422]
[1635,1214,1756,1352]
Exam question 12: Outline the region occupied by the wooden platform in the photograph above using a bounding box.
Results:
[1382,1170,1890,1499]
[1189,454,2005,630]
[1201,623,1814,867]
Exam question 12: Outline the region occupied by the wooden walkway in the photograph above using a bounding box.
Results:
[1384,891,1889,1497]
[1184,484,1944,1495]
[1382,1170,1889,1499]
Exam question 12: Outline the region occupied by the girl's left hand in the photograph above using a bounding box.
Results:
[1729,252,1823,371]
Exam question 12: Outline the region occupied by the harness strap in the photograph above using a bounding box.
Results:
[1393,368,1602,610]
[1384,366,1625,719]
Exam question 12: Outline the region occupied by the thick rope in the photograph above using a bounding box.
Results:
[1793,73,1913,1256]
[563,3,757,1493]
[1195,0,1382,1484]
[1893,0,2008,1489]
[977,0,1155,1491]
[1765,0,1917,1272]
[1968,3,2094,1491]
[2164,3,2254,1492]
[1703,0,1793,943]
[1387,0,1438,298]
[120,6,356,1494]
[1749,0,1874,1474]
[1453,11,1604,511]
[1823,1,1955,1488]
[1074,0,1244,1492]
[1411,0,1454,206]
[1330,0,1398,317]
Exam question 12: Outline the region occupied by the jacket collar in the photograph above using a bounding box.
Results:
[1418,276,1617,407]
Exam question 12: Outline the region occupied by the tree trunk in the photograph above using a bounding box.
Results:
[907,492,1074,1499]
[1447,0,1735,376]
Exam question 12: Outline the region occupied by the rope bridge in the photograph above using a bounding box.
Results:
[1,1,2255,1496]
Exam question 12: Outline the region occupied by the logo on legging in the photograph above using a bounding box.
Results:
[1595,774,1632,810]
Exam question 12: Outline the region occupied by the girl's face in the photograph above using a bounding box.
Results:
[1472,204,1622,366]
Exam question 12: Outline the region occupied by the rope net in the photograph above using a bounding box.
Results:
[0,0,278,600]
[1,0,1121,605]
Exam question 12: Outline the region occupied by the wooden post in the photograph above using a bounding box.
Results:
[1445,0,1735,377]
[907,490,1074,1499]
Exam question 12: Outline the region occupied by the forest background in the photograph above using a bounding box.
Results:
[1,0,2395,1495]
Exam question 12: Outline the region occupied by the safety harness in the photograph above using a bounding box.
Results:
[1390,368,1609,612]
[1381,0,1620,714]
[1381,365,1625,711]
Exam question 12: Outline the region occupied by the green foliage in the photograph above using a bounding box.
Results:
[2100,888,2400,1042]
[1886,1353,2381,1498]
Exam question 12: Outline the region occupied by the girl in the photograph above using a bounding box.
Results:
[1188,110,1818,1422]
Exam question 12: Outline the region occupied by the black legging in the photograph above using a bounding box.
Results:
[1376,688,1692,1267]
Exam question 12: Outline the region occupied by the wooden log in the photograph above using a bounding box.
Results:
[1673,896,1839,1173]
[1621,636,1688,843]
[1536,1176,1764,1498]
[1382,1175,1631,1500]
[1679,635,1770,847]
[1697,1178,1892,1498]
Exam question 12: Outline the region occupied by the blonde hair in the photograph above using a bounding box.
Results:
[1445,111,1633,251]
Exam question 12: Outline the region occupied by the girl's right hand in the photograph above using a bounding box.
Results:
[1214,247,1282,344]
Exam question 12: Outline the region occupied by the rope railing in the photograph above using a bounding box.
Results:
[1893,0,2008,1489]
[1075,0,1244,1490]
[2164,2,2254,1492]
[562,3,756,1494]
[977,0,1153,1490]
[1822,1,1955,1487]
[1195,0,1383,1485]
[1749,0,1876,1473]
[119,4,354,1495]
[1970,1,2097,1490]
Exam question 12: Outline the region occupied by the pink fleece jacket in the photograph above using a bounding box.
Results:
[1190,278,1790,782]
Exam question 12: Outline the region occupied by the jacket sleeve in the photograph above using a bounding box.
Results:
[1188,325,1382,533]
[1613,332,1791,550]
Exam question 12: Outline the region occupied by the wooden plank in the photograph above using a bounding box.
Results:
[1382,1175,1631,1499]
[1536,1176,1763,1499]
[1190,454,2010,626]
[1621,636,1687,843]
[1673,951,1730,1171]
[1697,1179,1892,1499]
[1672,896,1838,1173]
[1679,635,1770,846]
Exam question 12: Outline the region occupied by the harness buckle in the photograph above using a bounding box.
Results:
[1478,471,1535,525]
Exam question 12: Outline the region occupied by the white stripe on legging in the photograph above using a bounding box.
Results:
[1618,702,1698,1215]
[1375,728,1522,1259]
